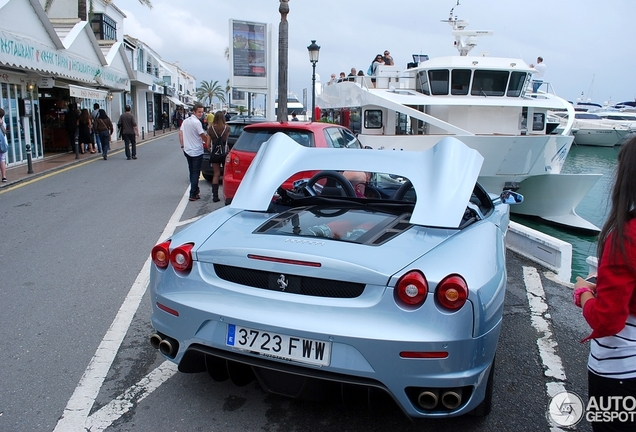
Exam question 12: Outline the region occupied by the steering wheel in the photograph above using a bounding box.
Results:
[391,180,414,201]
[306,171,357,198]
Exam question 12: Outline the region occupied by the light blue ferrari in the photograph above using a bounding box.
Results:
[149,134,521,419]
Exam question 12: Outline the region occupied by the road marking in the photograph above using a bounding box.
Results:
[54,188,191,432]
[522,266,569,431]
[85,361,178,432]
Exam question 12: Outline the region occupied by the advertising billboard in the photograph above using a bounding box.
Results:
[229,20,269,90]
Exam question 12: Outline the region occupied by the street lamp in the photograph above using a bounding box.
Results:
[307,40,320,121]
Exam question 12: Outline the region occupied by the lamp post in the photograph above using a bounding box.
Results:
[307,40,320,121]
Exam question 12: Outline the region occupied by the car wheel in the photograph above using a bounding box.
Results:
[471,356,495,417]
[202,173,213,182]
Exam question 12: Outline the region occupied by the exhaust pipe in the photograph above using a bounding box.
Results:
[441,388,463,410]
[159,336,179,358]
[149,333,163,350]
[417,389,440,410]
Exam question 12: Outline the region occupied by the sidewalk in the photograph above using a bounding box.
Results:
[2,128,178,187]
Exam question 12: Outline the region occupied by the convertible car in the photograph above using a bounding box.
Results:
[149,134,522,419]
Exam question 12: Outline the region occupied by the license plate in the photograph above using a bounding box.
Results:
[226,324,331,366]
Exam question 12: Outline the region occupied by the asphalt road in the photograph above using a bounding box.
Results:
[0,133,596,431]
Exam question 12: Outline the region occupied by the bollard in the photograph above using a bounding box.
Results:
[141,127,144,140]
[153,125,156,137]
[74,135,80,159]
[26,143,33,174]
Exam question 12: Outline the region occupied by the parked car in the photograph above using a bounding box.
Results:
[202,117,268,182]
[149,135,522,419]
[222,121,363,204]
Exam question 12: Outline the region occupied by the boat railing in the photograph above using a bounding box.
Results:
[526,80,558,99]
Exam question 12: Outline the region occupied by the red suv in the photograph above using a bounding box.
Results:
[223,122,363,204]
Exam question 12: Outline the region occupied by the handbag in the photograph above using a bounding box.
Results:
[209,125,227,165]
[0,131,7,153]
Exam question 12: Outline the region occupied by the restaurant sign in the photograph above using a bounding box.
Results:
[69,84,108,100]
[0,30,129,89]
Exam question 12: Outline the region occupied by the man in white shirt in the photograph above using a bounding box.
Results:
[530,56,546,93]
[179,103,209,201]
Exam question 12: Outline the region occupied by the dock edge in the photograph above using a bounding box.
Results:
[505,221,572,283]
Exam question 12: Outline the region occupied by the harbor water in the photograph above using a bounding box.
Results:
[511,144,619,282]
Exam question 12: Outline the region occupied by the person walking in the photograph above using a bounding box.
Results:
[77,108,95,154]
[0,108,7,182]
[180,103,209,201]
[573,135,636,432]
[94,109,114,160]
[207,110,229,203]
[91,103,102,153]
[117,105,139,160]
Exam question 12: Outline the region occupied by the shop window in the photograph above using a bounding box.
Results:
[91,13,117,41]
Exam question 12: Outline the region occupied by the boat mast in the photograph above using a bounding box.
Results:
[444,1,492,56]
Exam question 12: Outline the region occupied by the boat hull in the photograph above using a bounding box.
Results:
[357,134,599,232]
[573,128,632,147]
[512,173,602,232]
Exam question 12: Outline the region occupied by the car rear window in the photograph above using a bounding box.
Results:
[233,129,315,152]
[255,207,402,244]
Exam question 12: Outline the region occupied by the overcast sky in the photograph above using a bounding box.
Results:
[121,0,636,107]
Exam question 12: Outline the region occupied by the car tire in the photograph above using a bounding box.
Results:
[471,356,495,417]
[202,173,213,182]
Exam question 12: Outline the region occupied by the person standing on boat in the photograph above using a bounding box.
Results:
[573,135,636,432]
[529,56,546,93]
[383,50,394,66]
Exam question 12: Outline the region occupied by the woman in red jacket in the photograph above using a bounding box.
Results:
[574,135,636,431]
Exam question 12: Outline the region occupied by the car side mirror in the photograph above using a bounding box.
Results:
[495,190,524,205]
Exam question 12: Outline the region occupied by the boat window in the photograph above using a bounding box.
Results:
[507,72,527,97]
[471,70,509,96]
[451,69,471,95]
[428,70,449,95]
[364,110,383,129]
[416,71,430,95]
[575,113,602,119]
[533,113,545,131]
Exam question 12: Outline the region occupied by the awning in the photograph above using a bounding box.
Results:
[167,96,185,106]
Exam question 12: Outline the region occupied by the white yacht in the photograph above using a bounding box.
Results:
[316,6,600,232]
[552,111,636,147]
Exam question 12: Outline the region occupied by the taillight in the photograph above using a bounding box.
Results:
[436,275,468,311]
[225,152,232,165]
[395,271,428,306]
[170,243,194,272]
[151,241,171,269]
[231,152,239,165]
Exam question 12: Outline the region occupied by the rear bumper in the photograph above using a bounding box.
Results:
[149,265,501,418]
